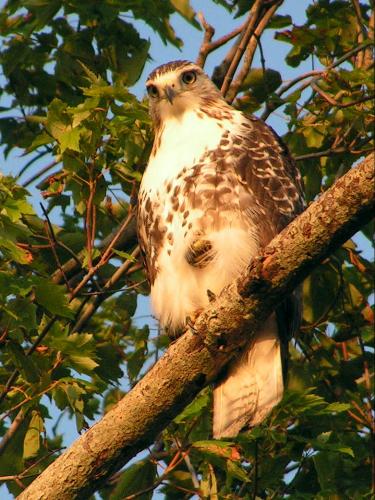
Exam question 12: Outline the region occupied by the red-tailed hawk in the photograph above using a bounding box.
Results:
[138,60,304,438]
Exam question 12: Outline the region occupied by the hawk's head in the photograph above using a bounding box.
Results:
[146,60,224,125]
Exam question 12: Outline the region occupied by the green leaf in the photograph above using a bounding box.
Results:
[303,261,340,324]
[59,125,82,153]
[118,292,138,317]
[46,328,99,374]
[95,345,124,384]
[127,346,146,381]
[54,380,88,426]
[28,130,54,151]
[46,98,83,152]
[112,249,137,262]
[175,389,210,423]
[0,234,31,264]
[170,0,198,25]
[240,68,282,102]
[110,459,157,500]
[226,459,250,483]
[192,440,240,468]
[268,14,292,28]
[313,451,339,491]
[69,354,99,372]
[2,197,35,222]
[302,126,325,149]
[5,297,37,333]
[82,247,101,269]
[200,464,218,499]
[326,402,351,413]
[33,277,73,318]
[8,342,40,383]
[23,410,44,459]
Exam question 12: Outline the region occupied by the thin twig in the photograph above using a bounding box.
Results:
[294,144,373,161]
[36,171,67,192]
[40,203,71,291]
[196,13,246,68]
[261,40,374,120]
[221,0,264,98]
[0,447,63,487]
[0,381,60,426]
[16,150,51,181]
[174,437,199,489]
[50,210,137,286]
[51,239,83,269]
[0,316,57,407]
[78,280,145,296]
[72,246,141,332]
[312,83,374,108]
[196,12,215,67]
[21,161,58,188]
[0,409,27,456]
[68,209,135,299]
[122,450,188,500]
[226,1,282,103]
[351,0,367,67]
[365,9,374,68]
[252,440,259,500]
[274,70,325,98]
[84,174,96,269]
[351,399,374,430]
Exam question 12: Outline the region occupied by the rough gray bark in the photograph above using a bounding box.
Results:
[18,154,374,500]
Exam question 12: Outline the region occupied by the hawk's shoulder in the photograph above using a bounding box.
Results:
[230,112,304,242]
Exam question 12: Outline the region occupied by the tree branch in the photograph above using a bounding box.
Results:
[71,246,141,332]
[51,212,137,285]
[225,1,282,103]
[261,40,374,120]
[195,13,246,68]
[18,154,374,499]
[311,83,374,108]
[220,0,264,97]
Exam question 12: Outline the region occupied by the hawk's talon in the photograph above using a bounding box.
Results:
[186,310,204,339]
[186,239,215,268]
[186,316,197,332]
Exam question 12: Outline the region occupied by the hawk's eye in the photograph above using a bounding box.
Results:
[181,71,196,85]
[147,85,159,98]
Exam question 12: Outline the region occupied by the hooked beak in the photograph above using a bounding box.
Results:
[164,86,176,104]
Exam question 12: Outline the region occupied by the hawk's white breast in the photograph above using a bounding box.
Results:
[142,109,236,190]
[140,109,259,329]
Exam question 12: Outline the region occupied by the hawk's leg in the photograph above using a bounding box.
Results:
[166,312,204,339]
[186,238,215,268]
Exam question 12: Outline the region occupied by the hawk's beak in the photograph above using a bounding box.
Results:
[164,86,176,104]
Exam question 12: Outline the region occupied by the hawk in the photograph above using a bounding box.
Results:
[137,60,304,438]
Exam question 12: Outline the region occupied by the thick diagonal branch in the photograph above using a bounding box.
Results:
[18,154,374,500]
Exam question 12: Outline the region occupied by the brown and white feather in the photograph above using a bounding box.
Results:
[137,61,304,437]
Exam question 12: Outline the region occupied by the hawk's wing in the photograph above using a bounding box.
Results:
[237,115,304,340]
[213,115,304,438]
[234,115,304,245]
[137,192,162,287]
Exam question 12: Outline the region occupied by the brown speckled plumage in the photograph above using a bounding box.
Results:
[137,61,304,438]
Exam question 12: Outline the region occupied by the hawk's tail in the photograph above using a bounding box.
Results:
[213,314,285,438]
